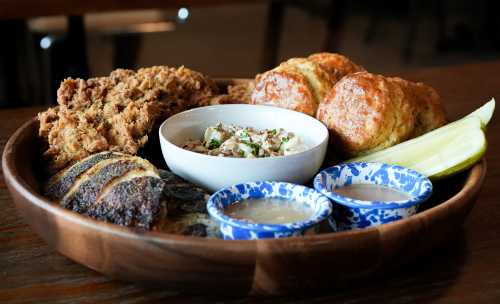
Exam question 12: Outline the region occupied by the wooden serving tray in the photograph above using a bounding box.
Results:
[2,103,486,296]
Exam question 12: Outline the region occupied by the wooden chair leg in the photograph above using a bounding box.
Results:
[364,1,379,44]
[323,0,345,52]
[40,15,89,104]
[113,34,142,69]
[481,0,500,49]
[434,0,448,52]
[403,0,419,63]
[261,0,285,71]
[65,15,89,78]
[0,20,36,107]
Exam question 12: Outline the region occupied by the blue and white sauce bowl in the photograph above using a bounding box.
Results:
[313,162,432,231]
[207,181,332,240]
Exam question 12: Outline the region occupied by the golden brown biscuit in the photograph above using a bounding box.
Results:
[390,77,447,136]
[251,58,335,116]
[317,72,416,156]
[308,52,365,80]
[284,58,335,105]
[317,72,446,157]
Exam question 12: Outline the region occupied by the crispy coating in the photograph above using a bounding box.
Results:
[38,66,218,171]
[308,52,365,80]
[317,72,446,157]
[251,58,335,116]
[209,81,254,105]
[227,82,254,103]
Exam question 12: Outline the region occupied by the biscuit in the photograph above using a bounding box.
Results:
[317,72,446,157]
[308,52,365,80]
[251,58,335,116]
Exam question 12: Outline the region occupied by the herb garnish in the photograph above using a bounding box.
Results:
[208,139,221,149]
[241,140,260,155]
[240,130,249,138]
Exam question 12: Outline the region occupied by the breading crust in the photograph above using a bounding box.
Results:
[39,66,218,171]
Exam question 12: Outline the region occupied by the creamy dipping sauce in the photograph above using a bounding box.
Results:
[334,184,411,201]
[224,197,314,224]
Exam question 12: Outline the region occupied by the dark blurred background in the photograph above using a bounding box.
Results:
[1,0,499,108]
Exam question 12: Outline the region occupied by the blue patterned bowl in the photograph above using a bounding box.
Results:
[207,181,332,240]
[313,162,432,231]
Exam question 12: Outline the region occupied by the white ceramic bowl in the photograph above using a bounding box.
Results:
[158,104,329,192]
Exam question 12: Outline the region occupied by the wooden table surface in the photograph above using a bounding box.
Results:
[1,62,499,303]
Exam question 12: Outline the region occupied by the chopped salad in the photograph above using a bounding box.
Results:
[183,123,307,158]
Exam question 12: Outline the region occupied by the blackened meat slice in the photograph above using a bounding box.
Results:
[158,170,219,237]
[45,151,123,200]
[88,176,165,229]
[44,154,219,236]
[60,160,143,213]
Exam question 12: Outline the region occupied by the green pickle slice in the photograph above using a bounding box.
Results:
[349,116,487,180]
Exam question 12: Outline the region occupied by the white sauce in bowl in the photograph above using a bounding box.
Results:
[224,197,314,224]
[333,184,411,201]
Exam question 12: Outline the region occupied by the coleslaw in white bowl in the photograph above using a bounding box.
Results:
[159,104,329,192]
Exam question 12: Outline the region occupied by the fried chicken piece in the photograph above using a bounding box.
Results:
[209,81,254,105]
[251,58,335,116]
[316,72,446,157]
[308,52,365,80]
[227,81,254,103]
[38,66,218,172]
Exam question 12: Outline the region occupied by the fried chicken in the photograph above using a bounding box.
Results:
[209,81,254,105]
[38,66,218,172]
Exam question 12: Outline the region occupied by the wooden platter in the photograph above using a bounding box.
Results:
[2,115,486,296]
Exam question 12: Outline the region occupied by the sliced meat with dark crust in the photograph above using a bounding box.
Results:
[44,154,218,236]
[60,159,145,213]
[89,176,165,229]
[45,151,124,200]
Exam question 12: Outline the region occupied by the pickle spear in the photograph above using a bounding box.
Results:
[466,98,495,126]
[348,105,491,180]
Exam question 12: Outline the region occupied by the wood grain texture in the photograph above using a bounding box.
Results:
[1,61,500,302]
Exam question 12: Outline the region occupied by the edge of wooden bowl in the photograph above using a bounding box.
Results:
[2,117,487,295]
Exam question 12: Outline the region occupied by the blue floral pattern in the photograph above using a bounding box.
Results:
[207,181,332,240]
[314,162,432,231]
